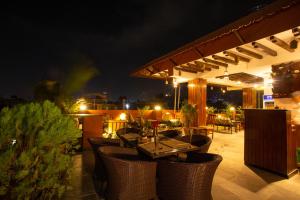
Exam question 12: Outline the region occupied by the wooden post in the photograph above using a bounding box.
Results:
[188,78,207,126]
[243,88,257,108]
[82,115,103,150]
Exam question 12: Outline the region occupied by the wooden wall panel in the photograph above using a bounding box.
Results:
[188,78,207,126]
[82,115,103,150]
[243,88,257,108]
[244,109,298,178]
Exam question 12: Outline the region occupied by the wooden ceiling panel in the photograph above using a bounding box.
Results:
[216,72,263,84]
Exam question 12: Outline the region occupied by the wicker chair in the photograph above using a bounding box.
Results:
[87,137,120,196]
[177,134,212,153]
[157,153,222,200]
[116,127,141,147]
[98,146,157,200]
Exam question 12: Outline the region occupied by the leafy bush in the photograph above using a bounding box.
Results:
[180,102,197,128]
[206,106,216,114]
[0,101,81,199]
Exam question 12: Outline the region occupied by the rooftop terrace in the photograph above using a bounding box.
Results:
[63,129,300,200]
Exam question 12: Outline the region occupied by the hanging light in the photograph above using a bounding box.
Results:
[165,78,168,85]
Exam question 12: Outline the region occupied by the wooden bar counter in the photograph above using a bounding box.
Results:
[244,109,298,178]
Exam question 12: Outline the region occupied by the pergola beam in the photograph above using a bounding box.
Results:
[292,27,300,39]
[251,41,277,56]
[236,47,263,59]
[212,55,238,65]
[195,61,219,69]
[188,63,209,72]
[268,35,294,52]
[181,64,204,73]
[175,67,197,74]
[223,50,250,62]
[290,27,300,49]
[202,58,228,67]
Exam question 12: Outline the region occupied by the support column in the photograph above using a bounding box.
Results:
[188,78,207,126]
[243,88,257,108]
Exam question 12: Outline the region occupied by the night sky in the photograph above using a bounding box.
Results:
[0,1,273,101]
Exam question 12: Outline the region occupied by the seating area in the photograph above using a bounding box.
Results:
[206,113,243,134]
[85,130,220,200]
[64,130,300,200]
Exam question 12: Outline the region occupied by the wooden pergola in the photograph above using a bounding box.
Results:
[131,0,300,126]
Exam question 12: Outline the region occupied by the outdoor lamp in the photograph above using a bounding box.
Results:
[79,104,87,111]
[125,103,130,109]
[154,105,162,111]
[119,113,126,120]
[230,107,235,111]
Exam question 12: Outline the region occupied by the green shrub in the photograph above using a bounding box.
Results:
[0,101,81,199]
[180,102,197,128]
[206,106,216,114]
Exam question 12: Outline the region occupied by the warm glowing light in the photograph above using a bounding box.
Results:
[79,104,87,111]
[264,78,274,85]
[170,119,178,123]
[154,105,162,111]
[166,112,170,115]
[205,106,208,110]
[119,113,127,120]
[173,78,178,88]
[222,89,226,93]
[253,84,258,88]
[230,107,235,111]
[188,83,195,87]
[236,81,241,85]
[217,115,222,119]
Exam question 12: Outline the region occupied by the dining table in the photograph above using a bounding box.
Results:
[117,130,201,159]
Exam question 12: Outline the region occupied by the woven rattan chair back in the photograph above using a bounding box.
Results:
[157,153,222,200]
[99,146,157,200]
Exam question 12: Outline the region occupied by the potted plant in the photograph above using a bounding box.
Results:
[180,101,197,136]
[0,101,81,199]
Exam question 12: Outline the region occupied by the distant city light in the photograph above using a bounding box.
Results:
[125,103,130,109]
[230,107,235,111]
[79,104,87,111]
[154,105,162,111]
[119,113,126,120]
